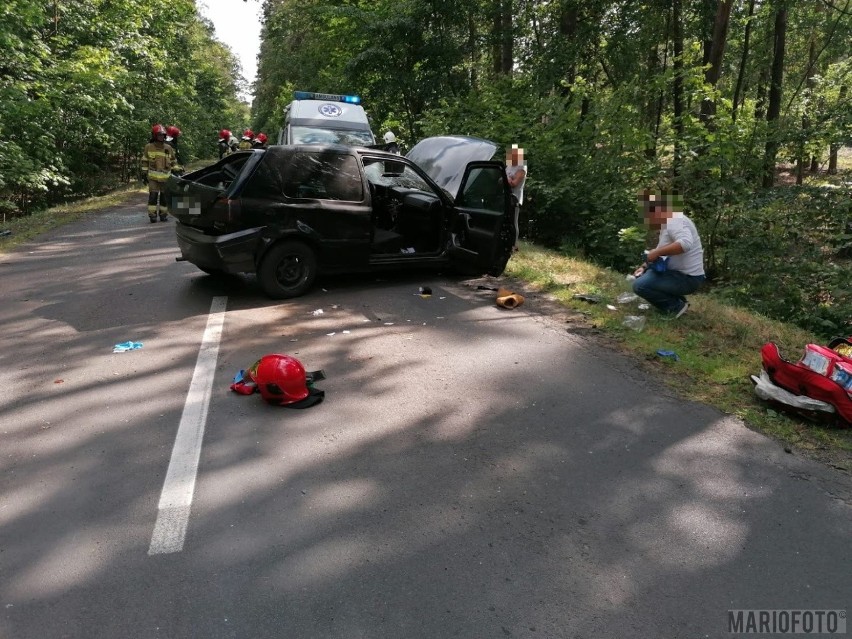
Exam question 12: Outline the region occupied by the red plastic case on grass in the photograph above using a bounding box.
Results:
[760,337,852,427]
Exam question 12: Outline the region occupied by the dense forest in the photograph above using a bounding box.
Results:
[0,1,849,334]
[0,0,248,215]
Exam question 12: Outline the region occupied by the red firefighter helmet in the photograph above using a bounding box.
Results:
[166,125,181,138]
[151,124,167,137]
[242,128,255,140]
[248,354,310,405]
[219,128,232,142]
[255,132,268,145]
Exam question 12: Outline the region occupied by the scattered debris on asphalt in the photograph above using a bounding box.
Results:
[113,341,143,353]
[496,287,525,309]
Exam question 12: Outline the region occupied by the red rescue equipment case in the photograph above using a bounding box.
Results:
[760,337,852,427]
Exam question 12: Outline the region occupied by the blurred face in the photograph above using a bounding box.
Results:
[154,131,166,142]
[506,147,524,166]
[644,204,673,229]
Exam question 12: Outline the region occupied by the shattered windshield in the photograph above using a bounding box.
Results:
[291,126,374,147]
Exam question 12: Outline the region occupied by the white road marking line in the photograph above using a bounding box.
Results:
[148,296,227,555]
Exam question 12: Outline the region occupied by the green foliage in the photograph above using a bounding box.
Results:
[713,186,852,337]
[0,0,246,216]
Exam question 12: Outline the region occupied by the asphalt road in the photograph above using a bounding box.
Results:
[1,196,850,639]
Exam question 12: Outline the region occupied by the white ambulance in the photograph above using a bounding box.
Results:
[277,91,376,147]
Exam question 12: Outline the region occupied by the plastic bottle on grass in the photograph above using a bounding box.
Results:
[623,315,646,332]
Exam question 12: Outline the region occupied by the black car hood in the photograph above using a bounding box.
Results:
[406,136,500,199]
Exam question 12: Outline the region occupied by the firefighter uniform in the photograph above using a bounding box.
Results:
[141,124,176,223]
[165,125,184,175]
[218,128,233,159]
[238,128,255,150]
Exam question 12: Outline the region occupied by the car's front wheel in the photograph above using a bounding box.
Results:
[257,241,317,299]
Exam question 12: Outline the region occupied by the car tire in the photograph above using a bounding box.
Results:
[258,241,317,299]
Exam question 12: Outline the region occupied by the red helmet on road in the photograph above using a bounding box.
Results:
[219,128,232,142]
[242,128,255,140]
[166,125,181,138]
[255,132,268,144]
[248,354,310,405]
[151,124,167,137]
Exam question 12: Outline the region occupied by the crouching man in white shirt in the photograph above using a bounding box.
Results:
[632,190,706,318]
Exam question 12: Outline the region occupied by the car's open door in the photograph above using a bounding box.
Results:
[448,162,515,276]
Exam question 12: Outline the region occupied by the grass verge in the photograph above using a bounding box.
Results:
[506,241,852,473]
[0,159,214,254]
[0,184,145,253]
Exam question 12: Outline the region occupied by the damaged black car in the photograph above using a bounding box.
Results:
[165,136,515,299]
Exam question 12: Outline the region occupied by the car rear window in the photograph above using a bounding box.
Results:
[283,152,364,202]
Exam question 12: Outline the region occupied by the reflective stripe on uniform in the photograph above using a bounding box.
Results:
[141,142,176,181]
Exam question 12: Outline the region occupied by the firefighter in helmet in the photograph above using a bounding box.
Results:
[165,125,184,174]
[238,128,255,151]
[252,132,268,150]
[218,128,233,159]
[140,124,176,223]
[383,131,400,154]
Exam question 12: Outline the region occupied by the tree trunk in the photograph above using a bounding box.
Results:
[645,43,660,158]
[797,38,818,185]
[828,86,847,174]
[732,0,756,122]
[700,0,734,125]
[673,0,684,178]
[762,6,787,189]
[754,68,768,121]
[829,145,840,174]
[652,10,671,160]
[559,2,578,88]
[468,11,478,88]
[491,0,501,75]
[501,0,513,76]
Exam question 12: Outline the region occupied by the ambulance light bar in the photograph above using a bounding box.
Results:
[293,91,361,105]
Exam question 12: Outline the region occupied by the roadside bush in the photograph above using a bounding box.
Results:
[712,185,852,337]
